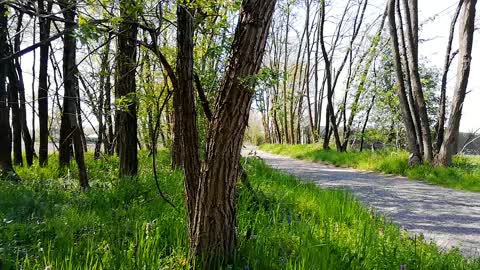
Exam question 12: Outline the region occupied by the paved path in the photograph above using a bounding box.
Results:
[253,150,480,256]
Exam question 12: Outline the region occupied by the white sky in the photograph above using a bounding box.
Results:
[16,0,480,135]
[417,0,479,132]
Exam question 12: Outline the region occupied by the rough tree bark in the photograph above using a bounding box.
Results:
[436,0,476,166]
[174,2,201,225]
[173,0,277,265]
[115,0,138,176]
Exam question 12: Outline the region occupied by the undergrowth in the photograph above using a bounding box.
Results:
[0,151,478,269]
[260,144,480,192]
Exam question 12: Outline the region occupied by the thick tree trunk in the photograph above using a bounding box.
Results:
[37,0,53,167]
[174,3,201,224]
[0,3,16,178]
[58,0,89,189]
[115,0,138,176]
[388,0,422,165]
[187,0,276,265]
[436,0,476,166]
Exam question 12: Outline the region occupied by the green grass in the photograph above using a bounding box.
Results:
[260,144,480,192]
[0,151,478,269]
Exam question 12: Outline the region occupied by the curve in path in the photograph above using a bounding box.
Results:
[255,150,480,257]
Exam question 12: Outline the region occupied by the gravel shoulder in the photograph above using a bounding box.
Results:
[252,150,480,257]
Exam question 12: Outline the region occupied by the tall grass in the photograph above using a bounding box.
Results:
[0,151,478,269]
[260,144,480,192]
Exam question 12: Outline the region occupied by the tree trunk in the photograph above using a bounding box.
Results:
[360,95,376,151]
[436,0,476,166]
[37,0,53,167]
[282,3,291,145]
[402,0,433,162]
[174,2,201,225]
[187,0,276,265]
[0,2,16,178]
[388,0,422,165]
[94,36,111,159]
[13,11,34,166]
[58,0,89,189]
[435,0,463,151]
[319,0,342,151]
[115,0,138,176]
[8,64,23,166]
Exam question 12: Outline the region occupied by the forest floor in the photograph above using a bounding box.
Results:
[2,151,479,269]
[252,148,480,257]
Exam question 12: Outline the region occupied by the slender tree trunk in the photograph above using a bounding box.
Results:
[115,0,138,176]
[396,2,424,155]
[282,3,291,145]
[360,95,376,151]
[341,8,387,151]
[388,0,422,165]
[8,64,23,166]
[435,0,463,151]
[13,11,34,166]
[402,0,433,162]
[319,0,342,151]
[37,0,53,167]
[94,36,111,159]
[436,0,476,166]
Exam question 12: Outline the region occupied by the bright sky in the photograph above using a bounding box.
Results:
[16,0,480,135]
[416,0,479,133]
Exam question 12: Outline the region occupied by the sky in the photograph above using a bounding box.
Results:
[417,0,480,133]
[15,0,480,136]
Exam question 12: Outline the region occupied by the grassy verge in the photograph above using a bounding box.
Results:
[260,144,480,192]
[0,151,477,269]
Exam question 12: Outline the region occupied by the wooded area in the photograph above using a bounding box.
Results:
[0,0,478,268]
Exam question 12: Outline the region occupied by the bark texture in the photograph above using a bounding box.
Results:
[189,0,276,264]
[115,0,138,176]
